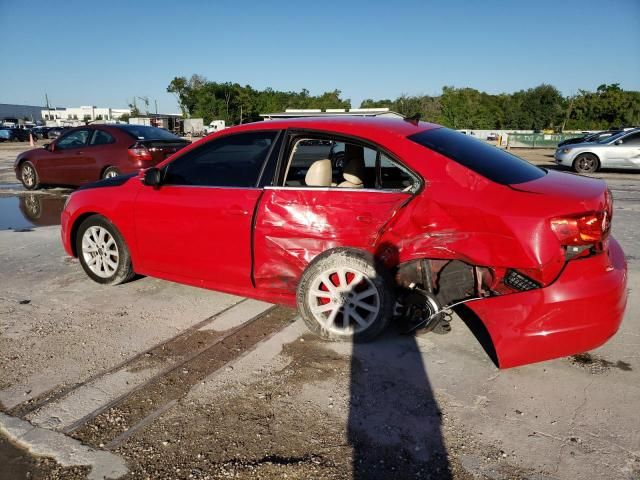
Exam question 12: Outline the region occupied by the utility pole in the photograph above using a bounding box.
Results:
[155,99,158,115]
[45,93,51,123]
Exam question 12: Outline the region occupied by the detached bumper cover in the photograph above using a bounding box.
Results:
[469,238,627,368]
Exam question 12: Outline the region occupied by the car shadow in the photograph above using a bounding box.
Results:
[348,330,452,479]
[347,242,452,478]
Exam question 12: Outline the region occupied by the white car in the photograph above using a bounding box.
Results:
[554,128,640,173]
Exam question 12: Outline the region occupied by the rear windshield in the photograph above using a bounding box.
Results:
[408,128,546,184]
[116,125,182,141]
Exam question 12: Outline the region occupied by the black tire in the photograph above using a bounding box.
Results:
[102,167,121,179]
[20,161,40,190]
[296,248,394,342]
[573,153,599,174]
[75,215,135,285]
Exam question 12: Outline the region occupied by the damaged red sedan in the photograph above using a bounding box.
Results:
[60,117,627,368]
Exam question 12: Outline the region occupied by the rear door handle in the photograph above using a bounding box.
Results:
[229,206,249,216]
[76,151,84,155]
[356,214,373,223]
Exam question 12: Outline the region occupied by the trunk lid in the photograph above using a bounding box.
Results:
[510,169,606,205]
[138,139,191,163]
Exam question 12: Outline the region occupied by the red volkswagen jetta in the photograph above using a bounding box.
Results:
[14,124,189,189]
[60,117,627,368]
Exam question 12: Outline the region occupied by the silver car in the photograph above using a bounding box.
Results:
[554,128,640,173]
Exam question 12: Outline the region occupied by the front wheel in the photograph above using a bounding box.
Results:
[297,249,394,342]
[20,161,40,190]
[75,215,135,285]
[573,153,599,174]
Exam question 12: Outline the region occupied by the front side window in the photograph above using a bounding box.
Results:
[56,129,90,150]
[620,132,640,146]
[282,136,418,192]
[163,131,277,187]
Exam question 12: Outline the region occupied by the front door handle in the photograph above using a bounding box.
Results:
[76,151,84,155]
[356,214,373,223]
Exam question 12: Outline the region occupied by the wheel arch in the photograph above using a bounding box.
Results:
[301,246,392,286]
[70,212,100,257]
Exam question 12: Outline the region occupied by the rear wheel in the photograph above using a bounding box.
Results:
[573,153,599,174]
[76,215,135,285]
[20,161,40,190]
[102,167,121,179]
[297,249,393,342]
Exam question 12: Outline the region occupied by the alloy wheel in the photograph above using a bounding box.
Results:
[22,164,35,187]
[81,226,120,278]
[307,267,380,335]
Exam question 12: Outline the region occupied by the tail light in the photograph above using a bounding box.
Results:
[550,211,609,246]
[128,143,153,162]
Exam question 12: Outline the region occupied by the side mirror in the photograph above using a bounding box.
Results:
[43,143,52,151]
[615,139,623,145]
[142,167,162,187]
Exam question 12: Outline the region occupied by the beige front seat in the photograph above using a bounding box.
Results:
[338,144,365,188]
[305,159,333,187]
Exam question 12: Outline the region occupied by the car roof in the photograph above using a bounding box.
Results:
[221,116,439,139]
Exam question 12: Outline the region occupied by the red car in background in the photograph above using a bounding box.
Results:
[60,117,627,368]
[14,124,190,189]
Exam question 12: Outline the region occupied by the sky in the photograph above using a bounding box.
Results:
[1,0,639,113]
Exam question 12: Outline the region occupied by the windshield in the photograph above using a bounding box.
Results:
[409,127,545,184]
[599,131,626,144]
[117,125,182,141]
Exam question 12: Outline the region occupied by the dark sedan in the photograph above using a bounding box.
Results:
[14,124,190,189]
[558,130,621,147]
[46,127,71,140]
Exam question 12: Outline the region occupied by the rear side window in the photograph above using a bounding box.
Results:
[408,128,546,184]
[164,131,277,187]
[282,136,418,191]
[90,130,115,145]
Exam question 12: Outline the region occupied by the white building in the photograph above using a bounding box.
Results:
[260,108,403,120]
[42,106,131,126]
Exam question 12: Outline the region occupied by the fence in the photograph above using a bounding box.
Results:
[506,133,583,148]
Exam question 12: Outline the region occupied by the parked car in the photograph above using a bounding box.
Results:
[557,130,621,147]
[14,124,190,189]
[555,128,640,173]
[45,127,71,140]
[59,117,627,369]
[30,126,52,139]
[0,127,31,142]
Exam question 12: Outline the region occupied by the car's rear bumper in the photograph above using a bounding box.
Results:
[468,237,627,368]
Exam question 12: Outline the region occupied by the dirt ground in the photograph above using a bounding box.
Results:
[1,140,639,480]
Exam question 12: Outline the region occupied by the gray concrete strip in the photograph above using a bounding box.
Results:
[200,299,273,332]
[27,369,161,431]
[0,412,127,479]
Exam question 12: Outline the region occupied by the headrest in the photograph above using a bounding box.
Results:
[342,144,365,185]
[305,159,332,186]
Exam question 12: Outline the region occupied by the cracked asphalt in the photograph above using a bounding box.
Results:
[0,141,638,479]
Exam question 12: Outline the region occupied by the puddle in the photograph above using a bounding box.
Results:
[0,194,66,230]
